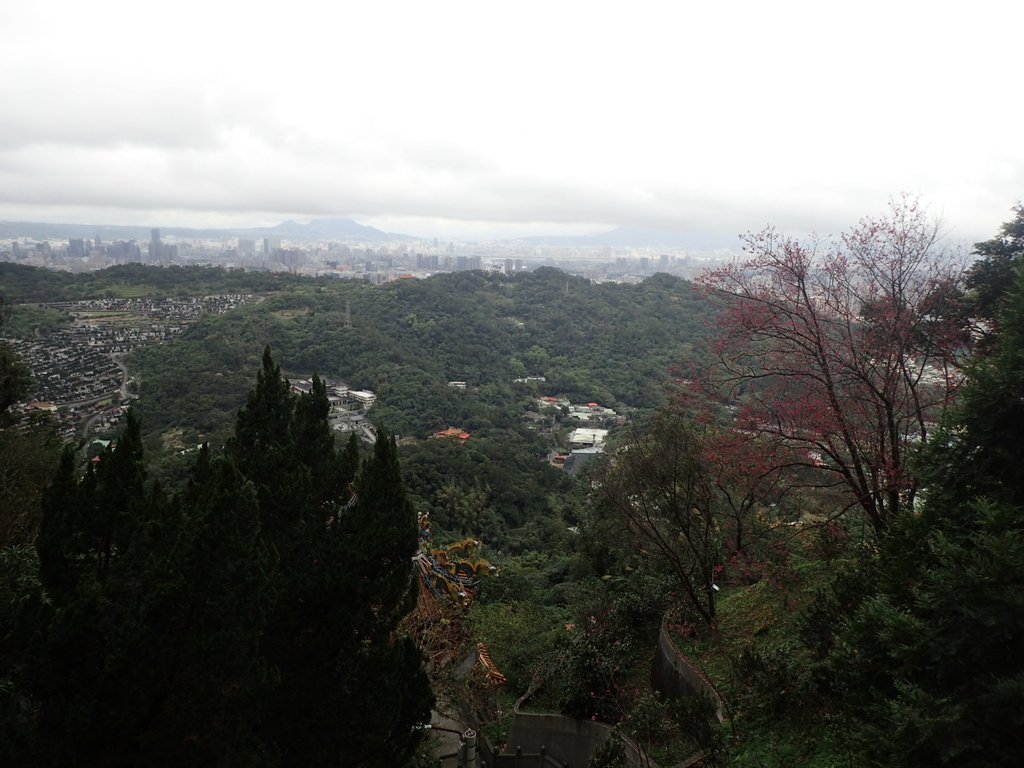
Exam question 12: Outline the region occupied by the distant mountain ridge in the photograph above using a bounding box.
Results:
[252,217,413,241]
[0,218,413,243]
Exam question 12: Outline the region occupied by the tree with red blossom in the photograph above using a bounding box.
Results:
[694,419,793,554]
[698,197,967,534]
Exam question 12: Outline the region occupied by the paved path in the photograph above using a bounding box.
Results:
[429,699,474,766]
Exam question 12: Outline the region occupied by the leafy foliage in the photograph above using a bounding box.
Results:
[400,431,572,552]
[588,735,629,768]
[813,243,1024,767]
[555,611,637,721]
[965,203,1024,347]
[468,600,569,694]
[592,409,723,626]
[828,498,1024,768]
[0,297,31,418]
[0,413,62,547]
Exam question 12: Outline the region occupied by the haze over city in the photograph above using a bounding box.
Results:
[1,0,1019,245]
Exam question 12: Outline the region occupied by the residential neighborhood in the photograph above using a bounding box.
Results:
[5,294,259,437]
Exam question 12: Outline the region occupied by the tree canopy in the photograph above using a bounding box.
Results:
[799,220,1024,768]
[0,297,31,417]
[965,203,1024,347]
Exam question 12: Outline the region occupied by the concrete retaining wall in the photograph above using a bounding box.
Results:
[469,618,725,767]
[651,620,726,723]
[501,712,613,767]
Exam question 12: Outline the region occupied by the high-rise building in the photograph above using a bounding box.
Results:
[455,254,481,272]
[416,253,439,270]
[148,229,162,263]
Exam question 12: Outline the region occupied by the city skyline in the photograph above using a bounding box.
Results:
[1,1,1020,247]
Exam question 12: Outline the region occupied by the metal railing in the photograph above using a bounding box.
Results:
[422,724,478,768]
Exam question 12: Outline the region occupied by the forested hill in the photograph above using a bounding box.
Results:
[126,267,716,446]
[0,262,302,302]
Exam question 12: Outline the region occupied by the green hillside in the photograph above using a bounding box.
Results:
[127,267,715,442]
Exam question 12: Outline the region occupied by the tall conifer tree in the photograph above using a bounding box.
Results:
[827,265,1024,768]
[10,349,431,767]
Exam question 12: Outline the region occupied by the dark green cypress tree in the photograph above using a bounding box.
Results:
[22,414,275,767]
[334,431,361,513]
[293,373,344,502]
[12,348,431,768]
[230,347,295,463]
[0,297,31,420]
[90,410,149,581]
[36,445,80,596]
[327,428,433,767]
[349,429,420,623]
[226,346,306,545]
[136,453,271,767]
[23,412,173,766]
[923,265,1024,511]
[223,353,431,767]
[827,266,1024,768]
[965,204,1024,347]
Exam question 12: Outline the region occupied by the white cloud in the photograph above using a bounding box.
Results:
[0,0,1020,243]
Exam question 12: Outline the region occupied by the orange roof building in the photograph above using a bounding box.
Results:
[431,426,470,440]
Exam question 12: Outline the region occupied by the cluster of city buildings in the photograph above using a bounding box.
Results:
[2,228,714,285]
[528,395,625,476]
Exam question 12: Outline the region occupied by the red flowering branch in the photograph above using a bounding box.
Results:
[696,196,967,533]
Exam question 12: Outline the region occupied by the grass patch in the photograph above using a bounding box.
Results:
[272,307,310,320]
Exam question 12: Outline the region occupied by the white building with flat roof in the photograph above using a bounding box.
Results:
[348,390,377,408]
[568,428,608,448]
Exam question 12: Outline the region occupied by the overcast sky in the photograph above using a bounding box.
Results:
[1,1,1019,244]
